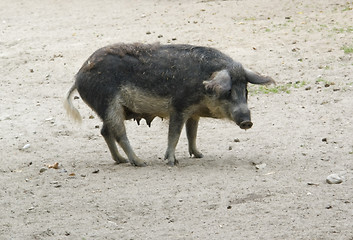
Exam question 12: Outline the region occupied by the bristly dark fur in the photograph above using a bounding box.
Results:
[75,43,241,120]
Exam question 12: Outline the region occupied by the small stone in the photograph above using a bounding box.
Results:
[22,144,31,150]
[157,34,163,38]
[305,86,311,90]
[326,174,343,184]
[48,162,59,169]
[255,163,267,170]
[228,146,232,150]
[39,167,47,173]
[307,182,319,186]
[234,138,240,142]
[322,138,327,142]
[146,31,151,35]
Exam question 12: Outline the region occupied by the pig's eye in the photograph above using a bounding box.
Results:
[226,89,232,98]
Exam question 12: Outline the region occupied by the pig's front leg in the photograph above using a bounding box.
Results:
[164,111,185,166]
[186,117,204,158]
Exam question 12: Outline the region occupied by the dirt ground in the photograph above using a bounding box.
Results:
[1,0,353,239]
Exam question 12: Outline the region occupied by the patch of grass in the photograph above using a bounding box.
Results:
[250,81,308,95]
[341,2,352,11]
[315,77,326,83]
[316,78,336,87]
[256,85,291,94]
[341,45,353,54]
[333,26,353,33]
[293,80,307,88]
[342,6,352,11]
[244,17,256,21]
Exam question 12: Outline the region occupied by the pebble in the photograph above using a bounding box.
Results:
[22,143,31,150]
[307,182,319,186]
[255,163,267,170]
[326,174,343,184]
[39,167,47,173]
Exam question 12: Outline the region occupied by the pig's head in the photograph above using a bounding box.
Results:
[203,68,274,130]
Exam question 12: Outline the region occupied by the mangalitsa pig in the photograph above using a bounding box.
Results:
[64,43,274,166]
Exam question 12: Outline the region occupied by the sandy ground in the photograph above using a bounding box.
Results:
[1,0,353,239]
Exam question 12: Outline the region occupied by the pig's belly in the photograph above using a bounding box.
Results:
[118,86,171,118]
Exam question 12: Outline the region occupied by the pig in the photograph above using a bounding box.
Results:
[64,43,274,167]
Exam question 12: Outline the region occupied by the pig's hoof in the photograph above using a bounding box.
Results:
[189,148,204,158]
[164,152,178,166]
[131,158,147,167]
[134,162,147,167]
[167,159,178,166]
[190,151,204,158]
[116,158,129,164]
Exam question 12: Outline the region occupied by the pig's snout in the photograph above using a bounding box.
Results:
[239,120,253,129]
[232,104,252,129]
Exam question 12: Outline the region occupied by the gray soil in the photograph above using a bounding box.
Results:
[1,0,352,239]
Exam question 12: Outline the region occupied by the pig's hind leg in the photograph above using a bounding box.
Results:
[101,124,129,164]
[104,103,147,167]
[186,117,204,158]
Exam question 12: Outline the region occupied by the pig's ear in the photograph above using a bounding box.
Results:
[203,70,232,95]
[245,68,275,85]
